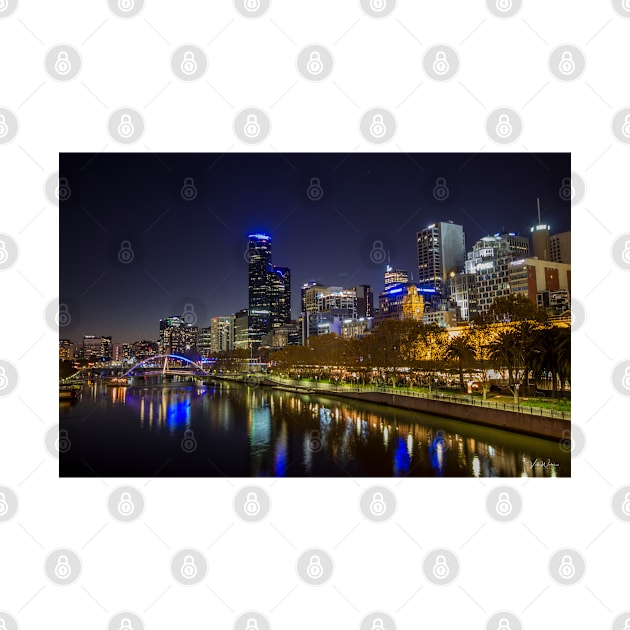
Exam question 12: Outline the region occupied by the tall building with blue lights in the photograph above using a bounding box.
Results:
[247,233,291,348]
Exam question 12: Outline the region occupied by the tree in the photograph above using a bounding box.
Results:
[466,324,494,400]
[488,328,523,403]
[412,324,449,393]
[445,333,474,390]
[488,294,547,323]
[531,325,571,397]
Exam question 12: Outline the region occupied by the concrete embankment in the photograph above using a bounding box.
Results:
[265,381,569,441]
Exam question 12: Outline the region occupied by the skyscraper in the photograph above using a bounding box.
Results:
[417,221,465,295]
[270,266,291,328]
[248,233,273,347]
[247,233,291,348]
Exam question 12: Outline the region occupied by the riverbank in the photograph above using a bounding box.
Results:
[212,374,570,442]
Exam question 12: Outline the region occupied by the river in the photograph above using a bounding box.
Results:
[59,381,569,477]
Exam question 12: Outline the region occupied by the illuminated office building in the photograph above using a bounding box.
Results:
[247,233,291,348]
[417,221,465,295]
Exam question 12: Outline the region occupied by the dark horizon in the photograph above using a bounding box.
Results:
[60,152,570,344]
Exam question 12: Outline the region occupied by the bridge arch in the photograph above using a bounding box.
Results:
[123,354,210,377]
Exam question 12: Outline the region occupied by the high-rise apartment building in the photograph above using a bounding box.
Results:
[197,327,212,359]
[159,316,197,355]
[210,316,234,353]
[417,221,465,295]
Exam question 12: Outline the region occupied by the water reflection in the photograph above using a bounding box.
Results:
[59,382,570,478]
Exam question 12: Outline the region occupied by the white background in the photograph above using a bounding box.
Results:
[1,0,629,628]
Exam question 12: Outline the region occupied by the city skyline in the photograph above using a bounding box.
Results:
[60,152,570,342]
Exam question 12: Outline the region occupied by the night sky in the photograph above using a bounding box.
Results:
[60,152,570,343]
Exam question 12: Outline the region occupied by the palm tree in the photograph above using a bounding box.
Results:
[531,326,570,397]
[488,328,523,403]
[446,334,474,390]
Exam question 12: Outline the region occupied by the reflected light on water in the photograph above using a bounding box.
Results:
[63,383,570,478]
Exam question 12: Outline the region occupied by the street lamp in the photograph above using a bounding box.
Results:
[434,377,439,398]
